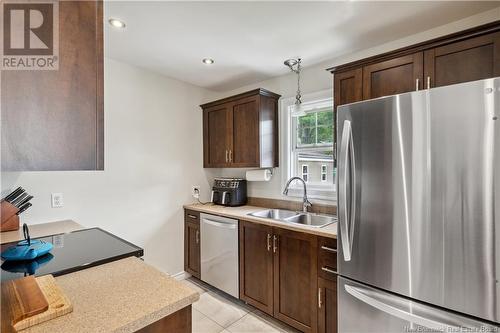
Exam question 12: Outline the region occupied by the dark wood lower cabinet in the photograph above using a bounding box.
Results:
[184,210,200,279]
[318,278,337,333]
[239,221,274,315]
[273,228,318,333]
[136,305,191,333]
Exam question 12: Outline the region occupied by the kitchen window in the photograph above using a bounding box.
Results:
[281,90,336,201]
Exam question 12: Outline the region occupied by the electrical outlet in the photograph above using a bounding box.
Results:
[51,193,64,208]
[192,186,200,199]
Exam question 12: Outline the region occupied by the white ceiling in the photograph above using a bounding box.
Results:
[105,1,499,91]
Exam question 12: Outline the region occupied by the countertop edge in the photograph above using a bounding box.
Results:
[183,203,337,239]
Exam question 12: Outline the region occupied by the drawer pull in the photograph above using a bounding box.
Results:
[321,266,338,275]
[320,245,337,253]
[187,214,198,219]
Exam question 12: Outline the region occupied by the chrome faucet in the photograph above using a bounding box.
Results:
[283,177,312,212]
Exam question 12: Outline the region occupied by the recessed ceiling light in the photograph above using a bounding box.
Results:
[202,58,215,65]
[108,18,126,29]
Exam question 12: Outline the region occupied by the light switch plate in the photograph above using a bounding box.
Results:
[51,193,64,208]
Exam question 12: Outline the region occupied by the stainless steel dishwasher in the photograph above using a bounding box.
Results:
[200,213,239,298]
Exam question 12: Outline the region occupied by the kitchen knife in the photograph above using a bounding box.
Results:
[11,193,28,206]
[15,195,33,208]
[17,202,32,215]
[4,187,24,203]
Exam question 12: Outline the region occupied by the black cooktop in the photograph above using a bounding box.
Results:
[1,228,143,282]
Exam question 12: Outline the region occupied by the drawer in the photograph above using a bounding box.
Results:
[318,237,337,281]
[184,209,200,224]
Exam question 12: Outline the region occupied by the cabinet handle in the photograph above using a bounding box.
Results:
[273,235,278,253]
[229,150,233,163]
[196,230,200,244]
[426,76,431,90]
[321,266,338,274]
[320,245,337,253]
[187,214,197,220]
[415,78,420,91]
[318,287,322,308]
[267,234,271,252]
[225,150,229,163]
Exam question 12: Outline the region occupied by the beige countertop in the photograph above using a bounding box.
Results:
[184,203,337,238]
[1,220,83,245]
[22,257,199,333]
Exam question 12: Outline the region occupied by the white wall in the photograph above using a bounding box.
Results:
[208,7,500,203]
[1,58,215,275]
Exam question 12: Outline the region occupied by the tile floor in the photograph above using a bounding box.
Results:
[181,277,301,333]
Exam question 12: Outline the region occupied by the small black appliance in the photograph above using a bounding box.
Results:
[211,178,247,206]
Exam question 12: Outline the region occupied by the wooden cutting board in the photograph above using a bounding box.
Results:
[1,275,49,332]
[1,275,73,332]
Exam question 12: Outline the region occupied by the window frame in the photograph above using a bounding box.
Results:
[280,89,336,202]
[321,164,327,182]
[301,164,309,183]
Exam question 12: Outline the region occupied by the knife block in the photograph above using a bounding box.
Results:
[1,201,20,232]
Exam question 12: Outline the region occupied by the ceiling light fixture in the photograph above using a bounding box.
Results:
[284,58,305,117]
[202,58,215,65]
[108,18,126,29]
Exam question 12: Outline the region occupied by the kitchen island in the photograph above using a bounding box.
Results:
[1,221,199,332]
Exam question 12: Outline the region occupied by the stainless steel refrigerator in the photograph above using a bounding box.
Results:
[336,77,500,332]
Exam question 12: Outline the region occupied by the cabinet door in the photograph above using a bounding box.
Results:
[318,277,337,333]
[184,214,200,279]
[424,32,500,88]
[229,96,260,167]
[363,53,424,100]
[239,220,274,315]
[1,1,103,171]
[203,104,230,167]
[274,228,318,333]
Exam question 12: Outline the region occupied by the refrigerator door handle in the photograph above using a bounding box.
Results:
[339,120,356,261]
[344,284,471,331]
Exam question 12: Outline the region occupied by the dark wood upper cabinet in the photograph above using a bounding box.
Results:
[201,89,280,168]
[273,228,318,333]
[184,210,200,279]
[203,104,231,168]
[239,220,274,315]
[330,21,500,111]
[362,52,424,100]
[424,31,500,88]
[1,1,104,171]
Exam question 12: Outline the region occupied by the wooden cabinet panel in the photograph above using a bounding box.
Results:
[424,32,500,88]
[318,277,337,333]
[333,68,363,110]
[201,89,280,168]
[239,221,274,315]
[273,228,318,333]
[184,210,200,279]
[1,1,104,171]
[230,96,260,167]
[363,53,423,100]
[318,237,337,282]
[203,105,230,168]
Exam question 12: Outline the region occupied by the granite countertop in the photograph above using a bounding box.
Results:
[0,220,83,245]
[22,257,199,333]
[184,203,337,238]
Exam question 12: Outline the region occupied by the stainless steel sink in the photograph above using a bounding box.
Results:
[249,209,298,220]
[248,209,336,228]
[284,214,336,227]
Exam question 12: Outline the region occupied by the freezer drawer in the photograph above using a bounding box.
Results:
[338,277,499,333]
[200,213,239,298]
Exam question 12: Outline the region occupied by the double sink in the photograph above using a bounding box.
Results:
[248,209,336,228]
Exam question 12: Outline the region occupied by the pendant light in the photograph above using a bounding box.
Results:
[284,58,306,117]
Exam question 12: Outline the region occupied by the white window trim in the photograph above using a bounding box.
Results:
[280,89,336,202]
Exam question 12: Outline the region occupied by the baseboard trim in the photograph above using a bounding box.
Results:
[171,271,191,280]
